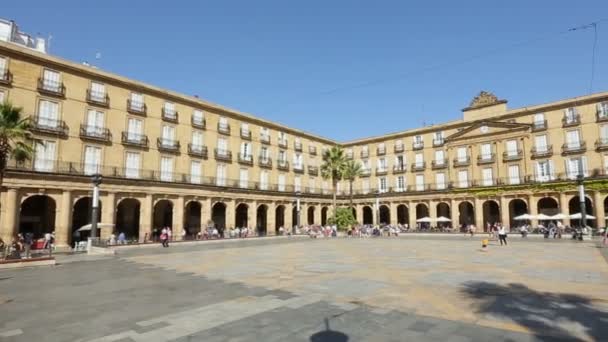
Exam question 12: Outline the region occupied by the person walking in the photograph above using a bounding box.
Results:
[118,232,126,245]
[498,226,508,246]
[23,232,33,258]
[43,231,52,250]
[160,227,168,247]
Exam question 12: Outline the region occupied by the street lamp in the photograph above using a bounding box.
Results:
[577,161,587,239]
[90,174,102,239]
[375,190,380,226]
[295,191,301,234]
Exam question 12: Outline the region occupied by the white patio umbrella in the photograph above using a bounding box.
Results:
[537,214,553,220]
[514,214,535,220]
[569,213,596,220]
[76,223,115,232]
[548,213,567,220]
[436,216,452,222]
[416,217,432,223]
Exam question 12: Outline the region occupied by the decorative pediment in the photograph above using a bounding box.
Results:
[463,91,507,111]
[445,120,532,143]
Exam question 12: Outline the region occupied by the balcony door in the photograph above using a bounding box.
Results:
[86,109,104,135]
[38,100,59,127]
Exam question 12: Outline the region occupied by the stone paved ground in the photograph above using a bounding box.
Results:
[1,236,607,341]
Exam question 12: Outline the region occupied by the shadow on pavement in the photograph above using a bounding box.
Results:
[461,281,608,341]
[310,318,349,342]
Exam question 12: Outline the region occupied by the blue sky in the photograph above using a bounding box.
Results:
[5,0,608,141]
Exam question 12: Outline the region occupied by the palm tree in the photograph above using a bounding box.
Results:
[342,159,362,210]
[0,102,36,188]
[321,146,346,222]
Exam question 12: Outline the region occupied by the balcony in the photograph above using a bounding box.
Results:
[530,145,553,159]
[31,117,69,137]
[433,138,445,147]
[531,120,547,132]
[294,142,302,151]
[162,108,178,123]
[121,132,149,148]
[37,78,65,97]
[277,160,289,171]
[562,114,580,127]
[597,109,608,123]
[214,148,232,162]
[596,138,608,151]
[453,156,471,167]
[411,162,426,172]
[187,144,208,158]
[308,146,317,155]
[360,168,371,177]
[412,142,424,151]
[191,116,206,129]
[260,134,271,145]
[393,164,407,174]
[127,100,147,116]
[502,150,523,161]
[157,138,181,153]
[0,69,12,86]
[278,139,288,149]
[258,156,272,169]
[561,141,586,155]
[240,128,252,140]
[308,165,319,176]
[293,164,305,174]
[431,160,447,170]
[375,167,388,176]
[477,153,495,165]
[218,123,231,135]
[360,150,369,158]
[394,144,404,153]
[237,153,253,166]
[79,124,111,143]
[86,89,109,107]
[345,152,354,160]
[377,147,386,156]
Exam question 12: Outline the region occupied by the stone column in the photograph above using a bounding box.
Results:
[528,194,538,228]
[203,198,212,226]
[356,204,363,225]
[314,204,322,225]
[226,200,235,229]
[300,203,307,225]
[250,201,258,233]
[0,188,19,242]
[450,198,458,229]
[474,197,484,231]
[372,202,378,226]
[429,200,437,224]
[408,202,417,229]
[594,191,605,228]
[559,192,571,227]
[101,192,116,240]
[173,196,184,240]
[55,190,72,249]
[267,203,276,235]
[140,193,153,242]
[390,202,398,225]
[500,196,510,227]
[285,203,293,230]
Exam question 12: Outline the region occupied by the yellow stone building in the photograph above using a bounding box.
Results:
[1,40,608,247]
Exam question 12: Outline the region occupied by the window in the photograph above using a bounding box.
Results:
[278,150,286,163]
[535,160,554,182]
[86,109,104,135]
[240,142,252,160]
[278,174,286,191]
[0,56,6,75]
[125,152,140,178]
[217,137,228,155]
[219,117,229,130]
[42,69,61,91]
[508,165,520,185]
[161,125,175,145]
[599,102,608,118]
[480,143,492,159]
[361,159,370,171]
[260,171,269,190]
[377,157,387,171]
[346,148,353,158]
[506,140,518,156]
[192,131,203,150]
[436,173,446,190]
[565,107,577,123]
[294,176,301,192]
[278,131,287,145]
[378,142,385,153]
[130,92,144,111]
[293,153,303,169]
[34,140,55,172]
[362,179,370,194]
[308,178,316,193]
[413,135,423,147]
[482,168,493,186]
[260,127,270,140]
[0,90,4,103]
[90,82,106,102]
[565,130,581,148]
[604,155,608,174]
[260,146,269,161]
[190,160,202,184]
[127,118,143,140]
[192,110,204,125]
[395,155,405,169]
[566,157,588,179]
[160,156,173,181]
[323,181,329,194]
[395,139,403,149]
[433,131,444,144]
[216,164,227,186]
[378,177,387,193]
[396,176,405,192]
[535,135,547,152]
[38,100,59,127]
[415,153,423,167]
[534,113,545,125]
[434,150,445,164]
[415,174,424,191]
[239,168,249,188]
[458,170,469,188]
[163,102,176,118]
[241,123,249,135]
[84,146,102,175]
[601,125,608,140]
[457,147,467,162]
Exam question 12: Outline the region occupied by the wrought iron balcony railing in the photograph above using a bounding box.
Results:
[121,132,149,148]
[453,156,471,167]
[32,117,69,137]
[127,100,147,116]
[214,148,232,161]
[79,124,111,143]
[37,78,65,97]
[187,144,208,158]
[530,145,553,158]
[561,141,586,155]
[157,138,181,153]
[162,108,179,123]
[86,89,109,107]
[502,150,523,161]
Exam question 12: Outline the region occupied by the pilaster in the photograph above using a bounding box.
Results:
[101,192,116,240]
[173,196,184,239]
[0,188,19,242]
[140,193,153,242]
[55,190,72,248]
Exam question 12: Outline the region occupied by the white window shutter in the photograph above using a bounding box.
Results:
[549,160,555,180]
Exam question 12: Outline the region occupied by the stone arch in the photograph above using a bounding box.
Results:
[71,196,102,244]
[436,202,450,219]
[153,199,173,231]
[537,197,559,215]
[116,198,140,240]
[508,199,528,228]
[19,195,56,239]
[379,205,390,225]
[482,200,500,230]
[235,203,249,228]
[211,202,226,230]
[184,201,202,239]
[458,201,475,228]
[362,206,373,225]
[275,205,285,232]
[307,206,315,225]
[397,204,408,225]
[415,203,429,219]
[257,204,268,235]
[568,195,594,227]
[322,206,329,226]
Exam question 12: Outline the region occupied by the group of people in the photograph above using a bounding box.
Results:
[0,232,54,260]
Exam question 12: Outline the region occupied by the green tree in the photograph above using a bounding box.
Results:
[321,146,346,222]
[342,159,362,210]
[0,102,35,187]
[327,207,357,231]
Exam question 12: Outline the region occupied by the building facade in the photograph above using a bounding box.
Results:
[1,40,608,247]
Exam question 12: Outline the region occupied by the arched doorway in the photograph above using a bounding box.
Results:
[362,206,373,225]
[379,205,390,225]
[275,205,285,232]
[322,207,329,225]
[482,200,500,231]
[71,196,102,243]
[257,204,268,235]
[19,195,56,239]
[397,204,408,225]
[211,202,226,231]
[416,203,429,229]
[153,200,173,233]
[235,203,248,227]
[116,198,140,240]
[308,206,315,225]
[184,201,201,239]
[604,196,608,221]
[436,202,450,218]
[537,197,559,215]
[569,196,594,227]
[458,201,475,229]
[509,199,528,228]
